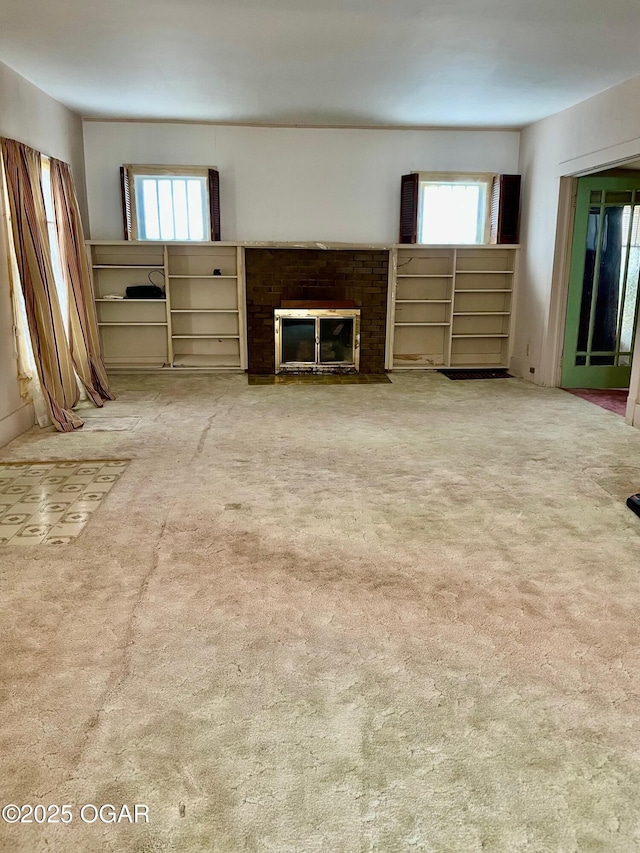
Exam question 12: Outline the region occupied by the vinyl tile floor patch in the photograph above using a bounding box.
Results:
[0,460,129,546]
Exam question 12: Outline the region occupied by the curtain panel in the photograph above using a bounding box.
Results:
[0,138,82,432]
[0,158,32,401]
[50,159,114,406]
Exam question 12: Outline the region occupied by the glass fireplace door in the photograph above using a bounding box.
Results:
[275,308,360,373]
[319,318,354,363]
[281,318,316,364]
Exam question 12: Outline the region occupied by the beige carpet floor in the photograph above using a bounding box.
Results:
[1,372,639,853]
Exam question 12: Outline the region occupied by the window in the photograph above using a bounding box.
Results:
[41,157,68,331]
[399,172,521,245]
[418,173,492,244]
[121,165,220,242]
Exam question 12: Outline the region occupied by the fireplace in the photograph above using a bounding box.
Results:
[245,248,389,375]
[275,308,361,373]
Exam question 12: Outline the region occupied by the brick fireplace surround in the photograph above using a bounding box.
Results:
[245,249,389,374]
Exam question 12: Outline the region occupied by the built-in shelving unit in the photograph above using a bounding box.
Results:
[88,241,247,371]
[89,243,169,368]
[89,240,516,375]
[386,245,518,370]
[166,244,245,369]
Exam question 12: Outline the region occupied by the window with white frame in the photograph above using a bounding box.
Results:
[121,165,220,242]
[418,173,493,244]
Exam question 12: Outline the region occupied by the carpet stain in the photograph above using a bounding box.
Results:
[1,373,640,852]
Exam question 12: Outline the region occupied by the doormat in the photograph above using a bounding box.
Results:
[438,369,513,380]
[248,374,391,385]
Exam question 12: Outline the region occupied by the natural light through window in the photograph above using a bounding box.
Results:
[41,158,69,334]
[619,204,640,353]
[419,178,490,244]
[135,174,208,241]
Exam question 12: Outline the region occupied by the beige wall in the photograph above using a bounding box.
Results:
[516,74,640,392]
[82,121,520,242]
[0,60,86,447]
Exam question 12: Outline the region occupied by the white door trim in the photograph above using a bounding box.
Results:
[544,176,577,387]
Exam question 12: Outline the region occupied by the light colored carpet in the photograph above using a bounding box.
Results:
[1,372,639,853]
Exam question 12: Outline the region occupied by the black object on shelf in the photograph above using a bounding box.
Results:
[213,268,222,276]
[626,494,640,518]
[125,285,164,299]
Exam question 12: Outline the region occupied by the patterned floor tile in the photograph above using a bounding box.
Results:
[25,485,59,500]
[83,482,116,494]
[62,474,97,485]
[76,465,103,476]
[16,523,50,539]
[48,522,86,538]
[11,535,47,547]
[3,513,31,526]
[60,509,91,524]
[48,492,81,505]
[37,510,66,526]
[1,484,30,496]
[57,483,87,495]
[76,492,105,503]
[42,501,74,513]
[0,460,130,547]
[0,524,24,539]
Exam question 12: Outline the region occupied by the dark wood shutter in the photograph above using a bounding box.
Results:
[208,168,221,241]
[120,166,133,240]
[490,174,521,244]
[399,173,419,243]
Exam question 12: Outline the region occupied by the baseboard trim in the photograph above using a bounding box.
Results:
[626,401,640,429]
[509,356,525,378]
[0,401,35,449]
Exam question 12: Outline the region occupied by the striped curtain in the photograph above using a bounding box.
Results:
[50,159,114,406]
[0,156,32,402]
[0,138,82,431]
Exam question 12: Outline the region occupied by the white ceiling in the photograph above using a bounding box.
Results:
[1,0,640,128]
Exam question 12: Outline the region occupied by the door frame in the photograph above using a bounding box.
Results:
[548,176,578,388]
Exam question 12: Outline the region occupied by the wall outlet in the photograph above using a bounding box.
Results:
[529,367,535,374]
